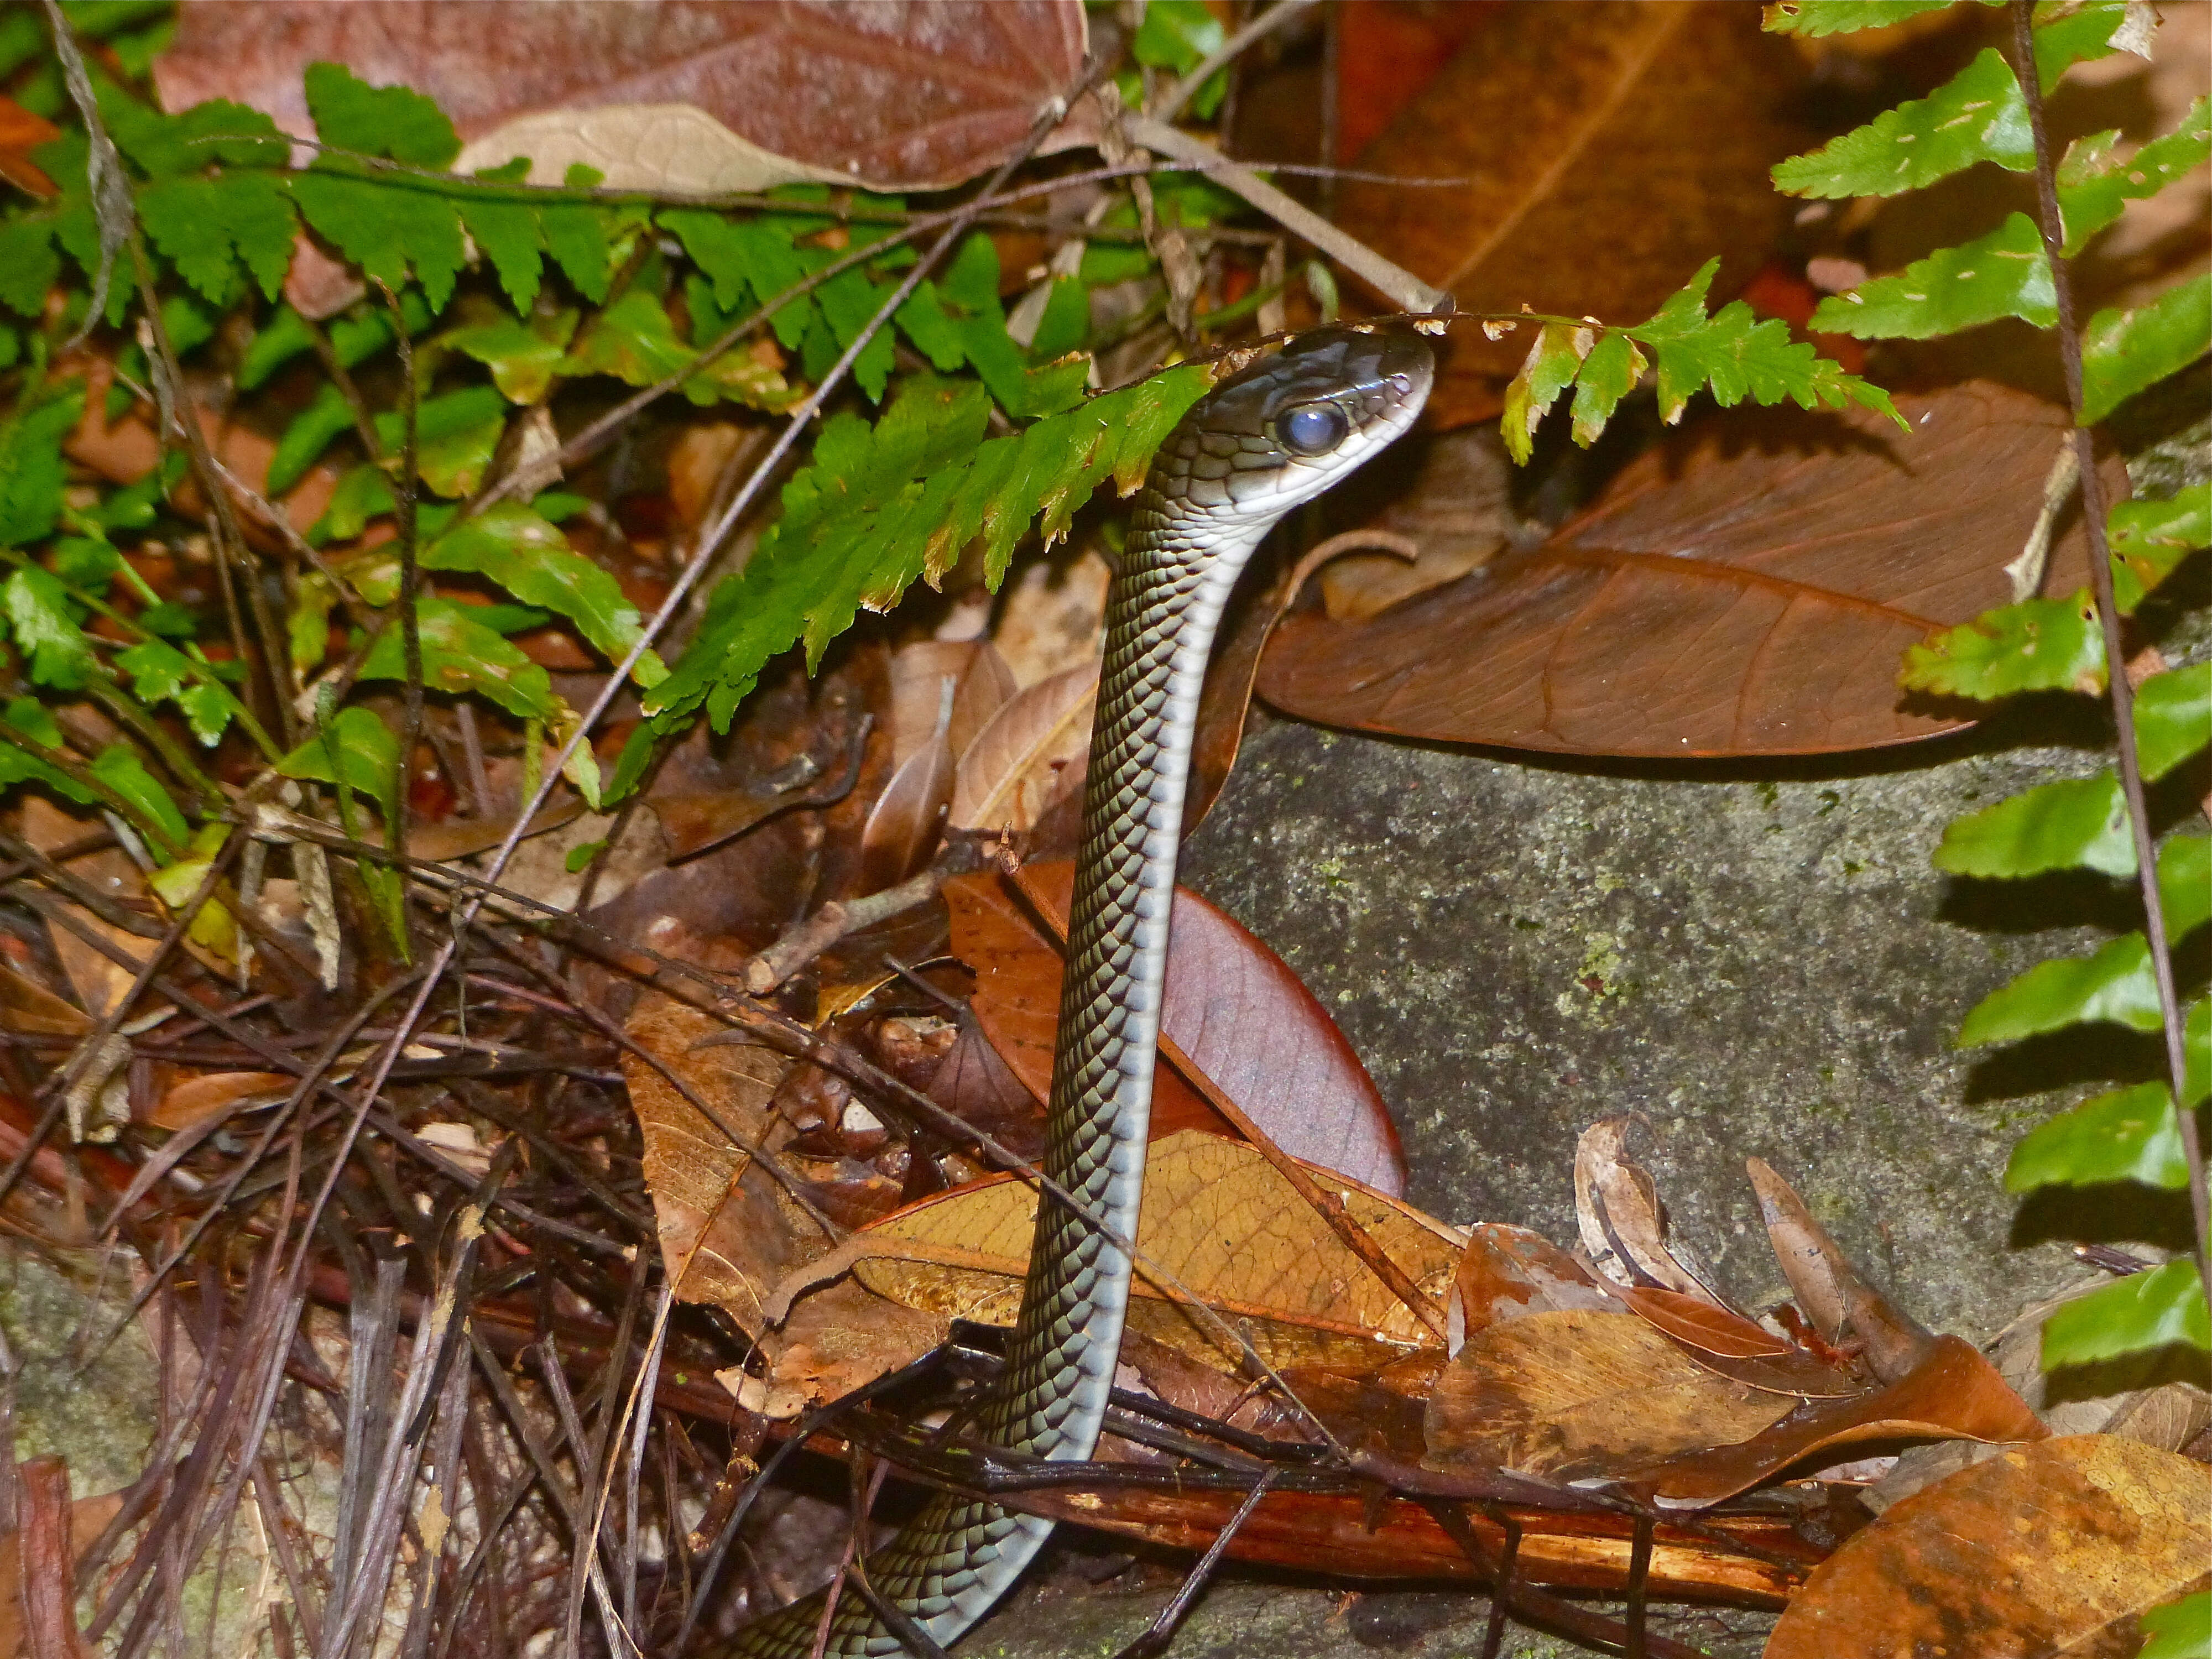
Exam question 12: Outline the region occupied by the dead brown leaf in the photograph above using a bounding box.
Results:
[946,662,1096,836]
[946,862,1406,1191]
[623,994,812,1335]
[1256,383,2112,758]
[148,1070,293,1133]
[0,963,90,1039]
[886,639,1015,770]
[1764,1435,2211,1659]
[1747,1155,1933,1384]
[1636,1333,2047,1506]
[847,1130,1457,1375]
[0,1473,119,1659]
[1447,1221,1616,1352]
[0,93,59,198]
[156,1,1089,192]
[1335,2,1806,426]
[1423,1308,1798,1481]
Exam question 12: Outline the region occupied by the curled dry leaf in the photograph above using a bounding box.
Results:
[990,548,1110,688]
[149,1070,293,1133]
[1334,1,1806,426]
[1447,1220,1616,1355]
[1636,1334,2046,1507]
[21,799,159,1025]
[886,640,1015,770]
[622,994,809,1337]
[947,862,1406,1191]
[1258,384,2112,758]
[857,680,955,894]
[156,1,1091,192]
[1315,426,1521,622]
[946,662,1097,836]
[1573,1115,1727,1302]
[1747,1155,1933,1385]
[1423,1308,1799,1481]
[845,1130,1456,1375]
[1764,1436,2212,1659]
[0,962,89,1038]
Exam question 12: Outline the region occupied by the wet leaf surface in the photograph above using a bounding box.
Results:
[1764,1436,2212,1659]
[155,1,1090,191]
[946,862,1406,1191]
[1258,383,2112,757]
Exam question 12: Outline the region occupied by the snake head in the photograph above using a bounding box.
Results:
[1149,326,1435,523]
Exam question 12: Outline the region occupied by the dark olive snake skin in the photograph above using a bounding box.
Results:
[723,327,1434,1657]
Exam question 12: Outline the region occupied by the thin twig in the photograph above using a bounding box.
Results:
[1152,0,1321,125]
[2007,0,2209,1287]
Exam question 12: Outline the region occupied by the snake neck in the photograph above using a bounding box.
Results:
[986,518,1261,1460]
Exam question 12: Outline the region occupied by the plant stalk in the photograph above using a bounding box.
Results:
[2008,0,2209,1287]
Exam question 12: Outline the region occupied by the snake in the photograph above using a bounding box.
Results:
[728,325,1434,1657]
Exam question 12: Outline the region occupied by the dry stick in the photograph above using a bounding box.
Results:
[1112,1467,1277,1659]
[740,863,951,995]
[378,279,427,875]
[2007,0,2210,1287]
[1121,113,1448,316]
[1001,861,1452,1346]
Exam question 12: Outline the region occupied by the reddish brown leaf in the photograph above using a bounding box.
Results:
[1257,383,2110,757]
[1334,2,1806,427]
[1747,1155,1934,1384]
[857,689,954,894]
[1634,1334,2046,1506]
[946,662,1095,836]
[0,95,60,198]
[944,863,1406,1193]
[149,1070,294,1133]
[1765,1436,2212,1659]
[1621,1286,1793,1360]
[156,1,1089,191]
[1448,1221,1615,1350]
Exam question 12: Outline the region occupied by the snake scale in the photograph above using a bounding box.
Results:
[726,325,1434,1657]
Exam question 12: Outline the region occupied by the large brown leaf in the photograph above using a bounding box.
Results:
[1332,2,1806,426]
[156,1,1088,192]
[946,862,1406,1192]
[1764,1435,2212,1659]
[1257,383,2109,757]
[843,1130,1455,1373]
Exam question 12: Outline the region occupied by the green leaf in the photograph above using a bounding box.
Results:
[0,392,85,551]
[2060,97,2211,254]
[1,696,62,753]
[921,235,1091,419]
[1811,212,2053,338]
[310,466,395,545]
[2137,1592,2211,1659]
[304,62,458,167]
[279,703,398,825]
[0,219,59,320]
[89,744,188,855]
[1934,771,2133,879]
[0,740,95,805]
[639,364,1214,746]
[2110,483,2210,613]
[2136,661,2210,782]
[560,286,695,387]
[422,504,664,684]
[1959,930,2160,1045]
[444,308,577,403]
[456,171,542,314]
[1501,322,1591,466]
[1762,1,1985,38]
[114,639,233,746]
[1773,49,2028,200]
[267,383,359,498]
[1628,259,1900,429]
[1568,332,1647,446]
[105,93,286,176]
[564,839,607,874]
[2043,1259,2209,1366]
[1131,0,1230,118]
[1898,591,2103,698]
[2079,272,2211,425]
[1030,276,1091,362]
[138,172,294,304]
[2161,834,2211,945]
[2007,1081,2188,1192]
[289,169,468,314]
[238,305,316,391]
[658,208,806,345]
[359,596,561,722]
[372,385,508,497]
[2,566,97,690]
[2031,0,2143,84]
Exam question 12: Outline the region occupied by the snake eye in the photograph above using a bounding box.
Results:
[1279,403,1348,456]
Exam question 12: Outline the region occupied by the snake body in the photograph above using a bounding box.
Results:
[732,326,1433,1657]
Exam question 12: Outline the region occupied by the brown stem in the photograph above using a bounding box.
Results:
[2007,0,2209,1287]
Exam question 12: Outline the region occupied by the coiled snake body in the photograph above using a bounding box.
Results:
[731,326,1434,1656]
